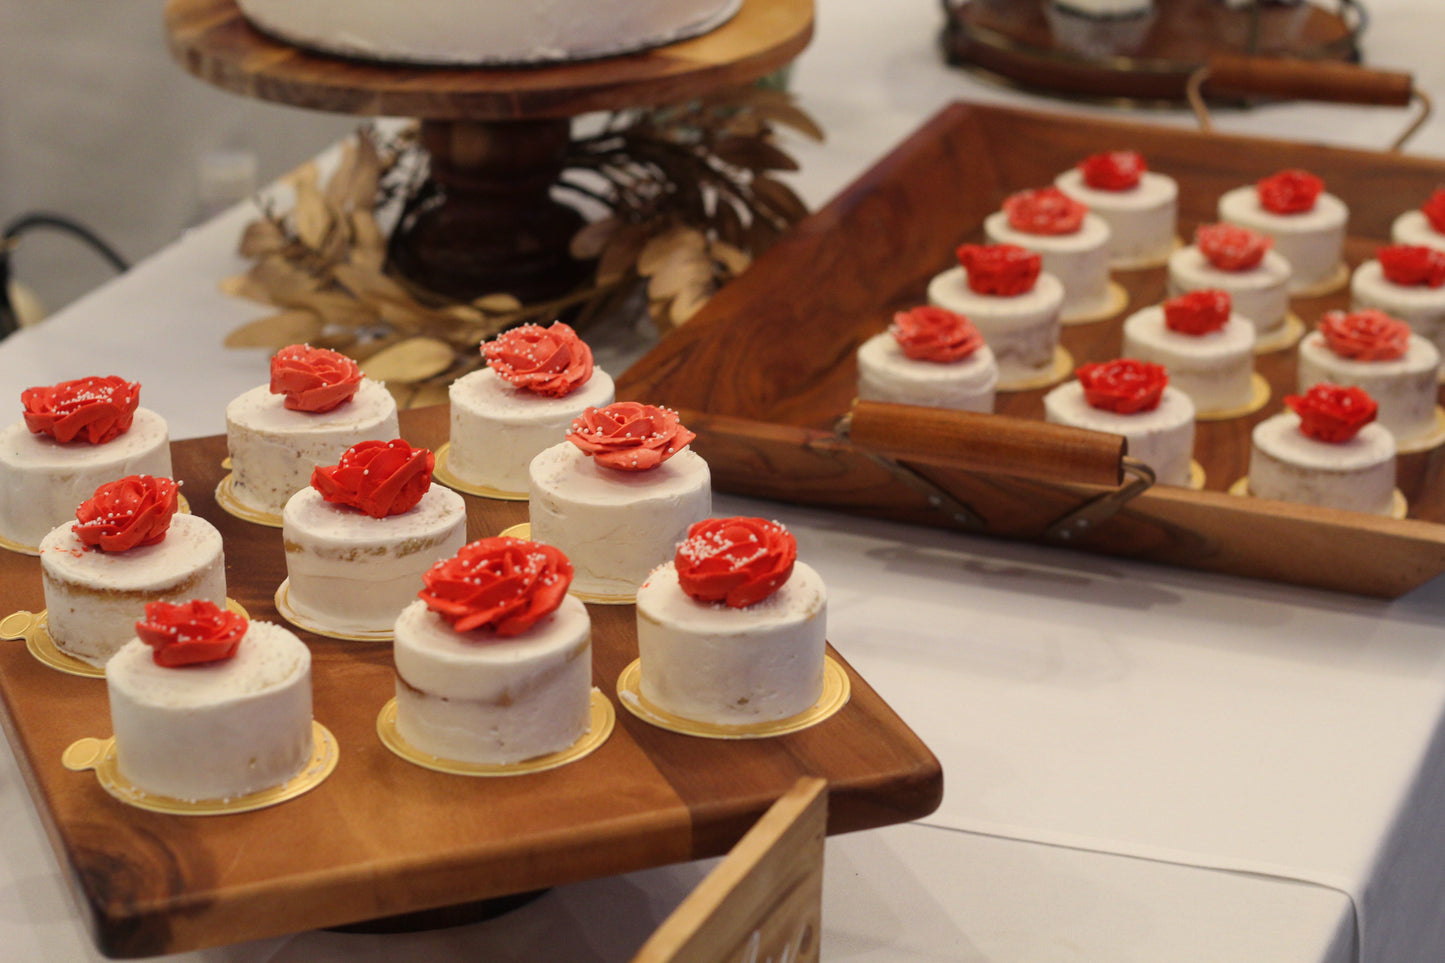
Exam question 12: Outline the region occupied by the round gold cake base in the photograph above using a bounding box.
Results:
[1290,261,1351,299]
[1396,406,1445,455]
[996,345,1074,393]
[496,523,635,604]
[1228,477,1408,519]
[214,472,284,528]
[275,579,394,642]
[432,443,529,501]
[1060,281,1129,326]
[1254,313,1306,355]
[63,720,338,815]
[1195,373,1272,422]
[615,655,851,739]
[376,690,614,776]
[1185,460,1206,491]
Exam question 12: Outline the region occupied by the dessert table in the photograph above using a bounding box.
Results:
[7,0,1445,960]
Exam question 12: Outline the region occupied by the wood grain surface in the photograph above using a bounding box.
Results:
[0,405,940,958]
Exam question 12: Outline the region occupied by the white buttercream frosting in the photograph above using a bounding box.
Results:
[1350,259,1445,364]
[1043,381,1196,486]
[1390,210,1445,253]
[1121,306,1256,413]
[926,267,1063,380]
[1055,168,1177,267]
[1295,331,1440,443]
[984,211,1113,319]
[1249,413,1395,515]
[1218,185,1347,291]
[855,332,997,412]
[1168,245,1292,335]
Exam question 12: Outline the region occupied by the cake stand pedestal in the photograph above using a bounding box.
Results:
[164,0,814,302]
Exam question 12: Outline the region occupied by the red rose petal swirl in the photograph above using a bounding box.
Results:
[1318,309,1411,362]
[270,344,362,413]
[1003,186,1087,236]
[1256,169,1324,215]
[310,439,434,518]
[21,375,139,444]
[1378,244,1445,288]
[1285,383,1378,443]
[419,537,572,636]
[1163,289,1232,336]
[1422,188,1445,234]
[1196,223,1272,272]
[73,475,179,552]
[675,516,798,608]
[136,599,247,668]
[567,402,695,471]
[956,244,1041,296]
[1078,150,1146,191]
[482,321,594,398]
[1077,359,1168,415]
[890,306,985,363]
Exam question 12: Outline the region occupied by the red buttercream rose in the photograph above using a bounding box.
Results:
[567,402,695,472]
[1378,244,1445,288]
[310,439,434,518]
[135,599,246,668]
[1285,383,1378,443]
[1421,188,1445,234]
[21,376,139,444]
[270,344,362,413]
[1196,222,1272,272]
[1256,169,1324,215]
[73,475,179,552]
[1078,150,1146,191]
[1003,186,1087,236]
[956,244,1041,296]
[482,321,595,398]
[419,537,572,635]
[674,517,797,608]
[1318,309,1411,362]
[1163,289,1232,336]
[1077,358,1168,414]
[890,306,985,363]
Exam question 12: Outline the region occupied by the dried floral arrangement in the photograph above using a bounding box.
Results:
[223,85,822,407]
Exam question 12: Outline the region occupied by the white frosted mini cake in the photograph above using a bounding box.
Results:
[1121,290,1257,414]
[1351,246,1445,364]
[636,518,826,726]
[41,478,225,668]
[1218,169,1346,293]
[395,538,592,765]
[1169,223,1291,339]
[985,187,1113,321]
[1391,189,1445,252]
[1055,150,1177,268]
[282,440,467,637]
[530,403,710,601]
[225,345,399,519]
[0,377,170,552]
[856,305,997,411]
[108,603,313,802]
[1248,386,1395,515]
[447,322,615,496]
[1044,359,1196,486]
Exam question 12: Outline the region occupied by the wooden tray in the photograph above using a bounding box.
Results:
[0,406,941,958]
[617,101,1445,598]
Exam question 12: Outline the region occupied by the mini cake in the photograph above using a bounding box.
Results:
[1044,1,1154,57]
[530,403,711,600]
[0,376,171,551]
[394,538,592,765]
[40,477,226,668]
[856,305,997,411]
[1043,358,1196,486]
[1055,150,1177,268]
[1169,223,1292,340]
[636,517,827,726]
[447,322,615,496]
[282,440,467,637]
[984,186,1114,321]
[225,344,399,519]
[1296,309,1440,444]
[1218,168,1347,293]
[927,244,1063,386]
[107,601,313,802]
[1248,384,1396,515]
[1390,188,1445,252]
[1121,289,1258,414]
[1351,245,1445,363]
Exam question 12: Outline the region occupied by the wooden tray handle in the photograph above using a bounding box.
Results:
[1201,54,1413,107]
[846,400,1126,488]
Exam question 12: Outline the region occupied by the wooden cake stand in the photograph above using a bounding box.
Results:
[164,0,814,301]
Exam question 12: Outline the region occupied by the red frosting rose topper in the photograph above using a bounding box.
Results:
[1003,186,1087,236]
[21,376,139,445]
[1318,309,1411,362]
[1378,244,1445,288]
[1163,289,1232,336]
[1077,358,1168,414]
[1256,168,1324,215]
[1421,187,1445,234]
[890,306,985,364]
[310,439,433,518]
[136,599,247,668]
[567,402,695,472]
[73,475,179,553]
[482,321,594,398]
[270,344,362,413]
[1078,150,1146,191]
[675,517,797,608]
[956,243,1041,296]
[1285,383,1378,443]
[1196,222,1272,272]
[419,537,572,636]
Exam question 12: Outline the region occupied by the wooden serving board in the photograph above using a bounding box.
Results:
[0,406,941,958]
[617,101,1445,598]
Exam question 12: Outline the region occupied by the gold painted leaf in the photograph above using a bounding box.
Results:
[638,225,708,276]
[333,263,415,306]
[751,175,810,223]
[223,310,324,349]
[218,272,274,304]
[648,255,713,300]
[670,280,713,326]
[751,101,826,142]
[597,223,649,285]
[472,293,524,313]
[238,218,287,259]
[361,336,456,382]
[712,136,800,173]
[570,216,620,260]
[710,240,752,277]
[350,211,387,271]
[290,163,335,250]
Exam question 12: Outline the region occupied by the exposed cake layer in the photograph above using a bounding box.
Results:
[1350,259,1445,363]
[0,408,171,551]
[984,211,1113,319]
[41,513,226,667]
[926,267,1063,381]
[1121,306,1256,413]
[393,596,592,764]
[636,561,827,726]
[1391,210,1445,253]
[1043,382,1196,486]
[1218,186,1347,292]
[1168,245,1292,336]
[856,331,997,412]
[107,621,313,802]
[1055,169,1177,268]
[1296,331,1440,443]
[1249,413,1396,515]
